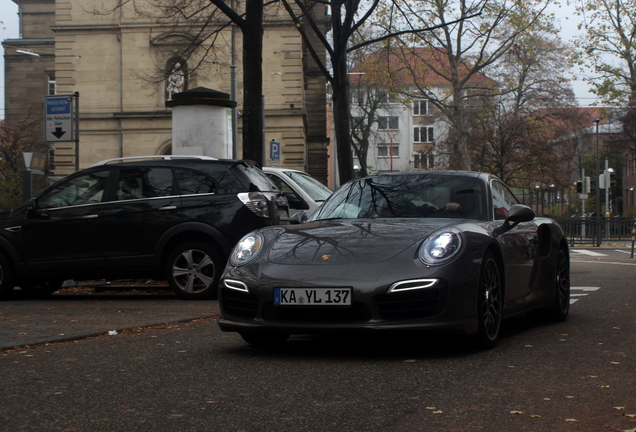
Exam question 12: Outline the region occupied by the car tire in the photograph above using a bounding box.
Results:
[0,253,16,299]
[239,332,290,347]
[549,248,570,322]
[166,242,222,300]
[472,252,503,349]
[19,280,64,298]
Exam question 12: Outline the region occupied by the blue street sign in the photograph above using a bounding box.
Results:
[45,95,74,142]
[270,141,280,160]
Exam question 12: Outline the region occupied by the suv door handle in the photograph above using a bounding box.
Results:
[160,205,177,211]
[81,214,99,219]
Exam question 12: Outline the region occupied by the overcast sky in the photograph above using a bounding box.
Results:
[0,0,599,121]
[1,0,20,120]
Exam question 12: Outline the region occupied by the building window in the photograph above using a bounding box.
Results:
[351,89,364,104]
[413,100,428,115]
[48,75,56,95]
[413,153,434,169]
[378,143,400,158]
[378,116,399,130]
[414,126,434,143]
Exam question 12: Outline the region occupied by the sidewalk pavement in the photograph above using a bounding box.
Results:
[0,287,220,351]
[571,240,634,248]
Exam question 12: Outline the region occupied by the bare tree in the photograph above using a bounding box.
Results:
[0,116,48,210]
[573,0,636,105]
[368,0,552,170]
[278,0,470,183]
[470,28,581,188]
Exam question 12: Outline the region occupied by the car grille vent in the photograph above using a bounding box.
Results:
[220,288,259,318]
[262,303,372,322]
[375,287,443,320]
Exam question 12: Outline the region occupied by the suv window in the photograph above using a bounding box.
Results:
[235,164,279,192]
[175,168,216,195]
[39,170,109,209]
[116,168,173,200]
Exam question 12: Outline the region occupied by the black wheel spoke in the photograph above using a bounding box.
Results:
[475,255,502,348]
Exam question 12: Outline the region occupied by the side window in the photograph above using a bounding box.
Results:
[38,170,109,209]
[266,174,294,194]
[116,168,173,201]
[491,180,518,220]
[175,169,217,195]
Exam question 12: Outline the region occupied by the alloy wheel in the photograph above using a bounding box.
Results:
[172,248,216,294]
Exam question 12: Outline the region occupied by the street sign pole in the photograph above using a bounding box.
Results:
[74,92,80,171]
[581,169,585,239]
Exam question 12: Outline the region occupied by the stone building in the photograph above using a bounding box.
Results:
[3,0,329,183]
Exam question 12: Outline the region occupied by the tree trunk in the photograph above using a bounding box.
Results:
[331,4,353,184]
[240,0,264,165]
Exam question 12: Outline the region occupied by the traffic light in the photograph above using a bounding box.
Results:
[576,177,592,194]
[599,169,616,189]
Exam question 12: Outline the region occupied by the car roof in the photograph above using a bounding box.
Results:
[90,155,218,166]
[263,167,305,174]
[360,170,491,181]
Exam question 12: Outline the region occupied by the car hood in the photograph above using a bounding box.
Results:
[266,219,455,265]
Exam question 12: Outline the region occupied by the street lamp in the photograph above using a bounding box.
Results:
[16,49,40,57]
[593,118,601,246]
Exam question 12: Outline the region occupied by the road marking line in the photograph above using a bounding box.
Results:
[571,260,636,266]
[572,287,600,292]
[569,286,600,304]
[572,250,607,257]
[615,249,633,255]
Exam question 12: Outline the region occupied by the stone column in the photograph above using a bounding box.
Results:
[166,87,237,159]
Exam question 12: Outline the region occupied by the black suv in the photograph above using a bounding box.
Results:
[0,157,289,300]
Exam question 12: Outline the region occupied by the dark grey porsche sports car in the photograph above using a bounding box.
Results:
[218,171,570,348]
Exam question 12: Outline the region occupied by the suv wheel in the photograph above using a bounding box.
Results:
[166,242,222,300]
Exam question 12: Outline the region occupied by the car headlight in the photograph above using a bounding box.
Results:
[230,232,264,266]
[418,229,463,265]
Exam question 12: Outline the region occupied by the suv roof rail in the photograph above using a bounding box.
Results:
[91,155,218,167]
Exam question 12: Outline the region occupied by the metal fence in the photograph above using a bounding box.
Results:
[554,216,636,246]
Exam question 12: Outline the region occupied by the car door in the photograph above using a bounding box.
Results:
[491,180,538,306]
[265,171,311,213]
[19,169,111,273]
[98,167,181,270]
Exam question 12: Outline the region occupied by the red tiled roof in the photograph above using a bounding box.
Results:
[350,47,497,89]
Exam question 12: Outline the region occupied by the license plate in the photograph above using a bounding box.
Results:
[274,288,352,306]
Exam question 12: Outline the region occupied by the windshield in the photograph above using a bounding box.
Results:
[284,171,332,201]
[309,173,487,221]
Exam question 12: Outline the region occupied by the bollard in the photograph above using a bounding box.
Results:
[631,222,635,259]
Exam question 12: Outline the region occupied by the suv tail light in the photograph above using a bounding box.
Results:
[238,192,272,218]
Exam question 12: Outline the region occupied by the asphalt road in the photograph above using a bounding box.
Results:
[0,248,634,432]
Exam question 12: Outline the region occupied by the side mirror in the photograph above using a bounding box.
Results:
[290,210,308,224]
[26,198,38,214]
[495,204,535,236]
[285,193,310,210]
[505,204,535,225]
